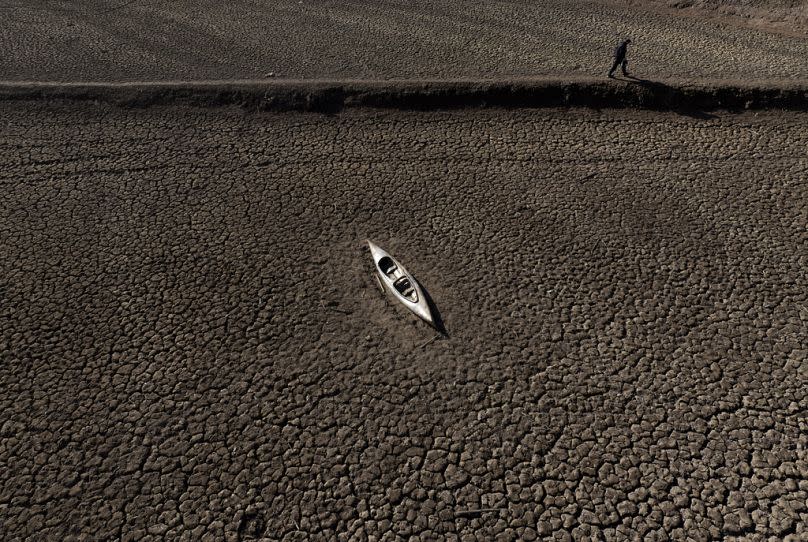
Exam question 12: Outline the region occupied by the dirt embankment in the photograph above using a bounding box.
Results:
[1,79,807,113]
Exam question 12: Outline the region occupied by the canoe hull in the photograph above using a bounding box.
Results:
[367,240,434,326]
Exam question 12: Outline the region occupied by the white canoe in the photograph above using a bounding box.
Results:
[367,240,434,326]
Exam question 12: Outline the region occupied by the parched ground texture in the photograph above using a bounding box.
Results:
[631,0,808,36]
[1,102,806,540]
[1,0,808,82]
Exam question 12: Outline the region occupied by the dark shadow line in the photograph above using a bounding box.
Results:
[621,75,720,119]
[99,0,143,14]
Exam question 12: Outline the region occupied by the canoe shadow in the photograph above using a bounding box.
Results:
[417,279,448,337]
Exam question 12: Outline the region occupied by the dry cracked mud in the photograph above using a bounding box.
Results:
[2,0,808,82]
[1,103,807,540]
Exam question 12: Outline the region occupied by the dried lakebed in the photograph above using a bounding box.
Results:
[1,103,806,540]
[3,0,808,82]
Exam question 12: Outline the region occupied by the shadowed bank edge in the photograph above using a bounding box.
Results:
[1,78,808,112]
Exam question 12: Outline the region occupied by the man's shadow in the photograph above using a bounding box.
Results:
[620,74,718,120]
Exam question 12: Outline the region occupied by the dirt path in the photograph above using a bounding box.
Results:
[2,76,807,115]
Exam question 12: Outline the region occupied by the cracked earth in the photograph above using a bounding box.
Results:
[2,0,808,82]
[0,103,806,540]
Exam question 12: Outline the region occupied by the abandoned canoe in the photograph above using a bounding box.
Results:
[367,240,434,325]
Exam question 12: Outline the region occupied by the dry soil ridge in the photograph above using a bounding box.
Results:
[2,78,808,112]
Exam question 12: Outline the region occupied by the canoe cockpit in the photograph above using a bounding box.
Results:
[378,256,398,277]
[393,277,418,302]
[378,256,419,302]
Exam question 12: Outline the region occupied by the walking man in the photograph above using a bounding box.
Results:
[608,38,632,78]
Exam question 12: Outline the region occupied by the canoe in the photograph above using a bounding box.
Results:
[367,240,434,326]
